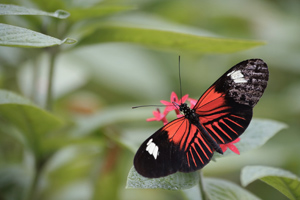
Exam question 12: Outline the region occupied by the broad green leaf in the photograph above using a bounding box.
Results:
[0,4,69,19]
[29,0,66,12]
[204,178,260,200]
[0,23,76,47]
[234,119,287,153]
[241,166,300,200]
[68,5,136,22]
[181,185,203,200]
[214,119,287,158]
[126,166,199,190]
[77,25,265,54]
[0,90,64,153]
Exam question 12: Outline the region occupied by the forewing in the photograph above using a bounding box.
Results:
[134,117,214,178]
[194,59,269,144]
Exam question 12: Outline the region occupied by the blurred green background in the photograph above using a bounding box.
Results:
[0,0,299,200]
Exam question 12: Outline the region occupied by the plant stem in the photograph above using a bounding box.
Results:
[45,47,58,111]
[198,170,207,200]
[31,55,40,104]
[24,157,41,200]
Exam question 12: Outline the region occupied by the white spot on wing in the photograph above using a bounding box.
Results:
[147,138,153,145]
[153,146,159,159]
[227,70,247,83]
[146,138,159,159]
[146,142,155,154]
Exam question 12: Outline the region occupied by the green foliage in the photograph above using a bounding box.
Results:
[126,167,199,190]
[215,119,287,157]
[203,178,260,200]
[0,0,299,200]
[0,4,69,18]
[0,90,64,156]
[241,166,300,200]
[68,5,136,22]
[0,4,76,48]
[77,25,264,53]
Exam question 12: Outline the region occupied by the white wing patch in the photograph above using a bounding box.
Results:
[146,138,159,159]
[227,70,247,83]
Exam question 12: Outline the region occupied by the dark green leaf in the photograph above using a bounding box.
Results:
[77,25,265,54]
[0,164,32,199]
[241,166,300,200]
[0,90,64,152]
[68,5,136,22]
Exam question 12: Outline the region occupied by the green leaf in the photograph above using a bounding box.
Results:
[20,0,66,13]
[0,4,69,19]
[214,119,287,158]
[71,105,150,136]
[126,166,199,190]
[0,164,32,199]
[0,90,64,153]
[77,25,265,54]
[0,23,76,48]
[235,119,287,153]
[68,5,136,22]
[38,145,103,199]
[241,166,300,200]
[204,178,260,200]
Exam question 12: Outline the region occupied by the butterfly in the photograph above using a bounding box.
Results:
[134,59,269,178]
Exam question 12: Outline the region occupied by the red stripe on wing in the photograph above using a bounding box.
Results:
[160,117,214,171]
[226,116,244,128]
[220,119,239,136]
[193,85,250,144]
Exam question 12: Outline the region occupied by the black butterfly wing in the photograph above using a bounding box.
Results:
[194,59,269,144]
[134,117,214,178]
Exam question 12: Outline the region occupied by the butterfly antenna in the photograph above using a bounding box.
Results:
[178,55,183,104]
[132,105,164,109]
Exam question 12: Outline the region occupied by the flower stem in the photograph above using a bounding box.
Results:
[198,170,207,200]
[45,47,58,111]
[24,157,42,200]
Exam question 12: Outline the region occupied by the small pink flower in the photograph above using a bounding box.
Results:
[188,98,197,109]
[146,108,168,125]
[220,138,241,155]
[160,91,189,116]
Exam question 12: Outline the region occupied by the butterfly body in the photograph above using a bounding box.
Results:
[179,103,224,154]
[134,59,269,178]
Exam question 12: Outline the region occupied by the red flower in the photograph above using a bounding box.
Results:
[160,91,189,117]
[146,108,168,125]
[220,138,241,155]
